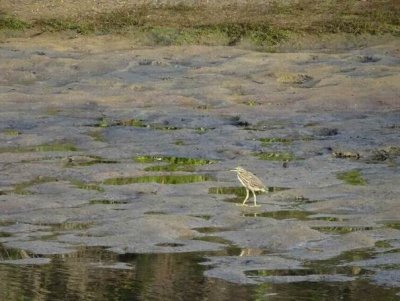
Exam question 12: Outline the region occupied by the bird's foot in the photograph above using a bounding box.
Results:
[236,203,248,207]
[251,204,261,207]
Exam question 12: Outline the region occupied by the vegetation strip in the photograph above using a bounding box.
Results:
[1,1,399,49]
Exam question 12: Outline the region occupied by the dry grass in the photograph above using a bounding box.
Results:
[1,1,399,50]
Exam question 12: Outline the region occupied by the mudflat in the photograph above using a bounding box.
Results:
[1,1,400,299]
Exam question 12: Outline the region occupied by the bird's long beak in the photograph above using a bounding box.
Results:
[230,169,237,172]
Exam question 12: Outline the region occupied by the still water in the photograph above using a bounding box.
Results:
[0,246,399,301]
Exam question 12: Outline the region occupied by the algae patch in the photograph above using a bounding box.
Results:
[256,152,295,161]
[2,129,21,136]
[258,137,292,146]
[337,170,367,185]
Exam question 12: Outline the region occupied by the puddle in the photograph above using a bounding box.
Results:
[242,210,312,220]
[136,156,214,165]
[208,186,247,196]
[337,170,367,185]
[256,152,295,161]
[134,155,215,172]
[13,176,58,195]
[47,222,94,232]
[310,215,343,222]
[208,186,289,196]
[375,241,392,248]
[242,210,345,221]
[70,179,104,192]
[89,199,128,205]
[92,117,180,131]
[190,215,212,220]
[155,242,185,247]
[0,142,78,153]
[380,221,400,230]
[312,226,374,234]
[193,236,232,245]
[64,155,118,167]
[193,227,231,234]
[245,266,371,277]
[87,129,105,142]
[306,248,376,268]
[103,174,214,185]
[144,211,167,215]
[144,165,198,172]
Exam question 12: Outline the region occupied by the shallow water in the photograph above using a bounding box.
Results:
[0,247,399,301]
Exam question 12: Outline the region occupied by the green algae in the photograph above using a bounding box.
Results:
[258,137,292,145]
[256,151,295,161]
[2,129,21,136]
[337,170,367,185]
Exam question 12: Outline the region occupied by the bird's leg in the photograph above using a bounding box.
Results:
[241,188,249,206]
[251,190,261,207]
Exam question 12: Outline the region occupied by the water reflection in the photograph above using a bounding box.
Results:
[0,247,399,301]
[0,247,253,301]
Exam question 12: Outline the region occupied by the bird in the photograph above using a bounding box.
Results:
[230,166,267,207]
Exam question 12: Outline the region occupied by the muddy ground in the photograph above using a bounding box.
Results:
[0,34,399,290]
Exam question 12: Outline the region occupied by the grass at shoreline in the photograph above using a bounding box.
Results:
[1,1,399,50]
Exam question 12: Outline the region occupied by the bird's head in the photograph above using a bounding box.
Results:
[230,166,245,173]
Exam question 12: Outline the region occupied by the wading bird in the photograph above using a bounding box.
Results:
[230,166,267,207]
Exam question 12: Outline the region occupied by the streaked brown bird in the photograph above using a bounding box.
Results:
[230,166,267,207]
